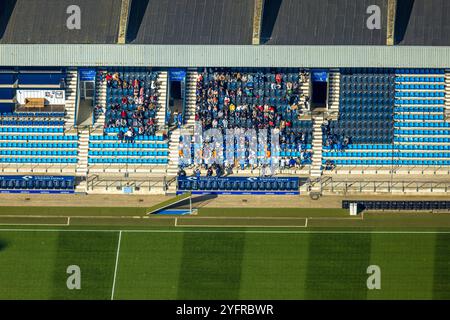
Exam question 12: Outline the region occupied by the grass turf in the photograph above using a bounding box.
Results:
[0,229,449,299]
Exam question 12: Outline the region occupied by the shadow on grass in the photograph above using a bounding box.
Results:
[0,239,9,252]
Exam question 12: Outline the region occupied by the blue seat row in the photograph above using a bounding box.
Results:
[0,134,78,141]
[395,99,445,105]
[395,84,445,90]
[89,150,168,156]
[324,144,392,150]
[325,152,450,158]
[394,137,450,143]
[323,152,393,158]
[325,144,450,151]
[324,159,450,166]
[0,150,77,156]
[91,134,165,141]
[395,122,450,128]
[0,127,64,133]
[394,114,444,120]
[0,121,64,126]
[0,142,78,148]
[395,129,450,135]
[395,91,445,97]
[395,107,444,113]
[0,157,77,163]
[396,69,445,74]
[89,157,168,164]
[89,142,168,149]
[397,77,445,82]
[0,112,65,117]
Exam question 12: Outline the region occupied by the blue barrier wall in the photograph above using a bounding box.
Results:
[177,176,300,195]
[0,175,75,194]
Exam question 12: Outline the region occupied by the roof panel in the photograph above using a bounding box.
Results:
[262,0,388,45]
[0,0,121,44]
[127,0,254,44]
[397,0,450,45]
[1,45,450,68]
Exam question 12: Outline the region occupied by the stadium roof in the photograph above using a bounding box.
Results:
[262,0,388,45]
[396,0,450,46]
[2,44,450,68]
[0,0,121,44]
[127,0,254,44]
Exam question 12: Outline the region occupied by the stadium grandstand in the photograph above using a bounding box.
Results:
[0,0,449,197]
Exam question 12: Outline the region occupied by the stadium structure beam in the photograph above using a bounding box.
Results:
[1,45,450,68]
[118,0,132,44]
[387,0,398,45]
[252,0,265,45]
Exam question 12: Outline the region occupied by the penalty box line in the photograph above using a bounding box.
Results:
[174,217,309,228]
[0,216,71,227]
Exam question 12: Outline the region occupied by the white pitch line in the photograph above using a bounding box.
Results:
[111,230,122,301]
[174,218,178,227]
[174,224,308,228]
[0,228,449,234]
[67,217,71,226]
[305,218,308,228]
[0,223,69,226]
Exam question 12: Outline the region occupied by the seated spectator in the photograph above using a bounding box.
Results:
[178,167,186,177]
[117,130,124,143]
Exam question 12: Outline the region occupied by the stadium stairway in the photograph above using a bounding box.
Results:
[310,115,324,191]
[75,129,90,176]
[167,129,181,176]
[64,69,78,130]
[165,69,198,180]
[156,71,168,133]
[299,72,310,107]
[184,69,198,129]
[93,70,107,129]
[328,70,340,119]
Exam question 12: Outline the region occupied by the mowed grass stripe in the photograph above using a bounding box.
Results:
[1,230,449,299]
[176,232,246,299]
[49,231,118,299]
[368,234,435,299]
[113,233,184,299]
[238,234,309,299]
[305,234,372,299]
[433,233,450,299]
[0,231,59,299]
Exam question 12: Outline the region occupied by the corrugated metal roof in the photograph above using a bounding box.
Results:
[0,0,121,44]
[127,0,254,44]
[396,0,450,46]
[262,0,388,45]
[1,45,450,68]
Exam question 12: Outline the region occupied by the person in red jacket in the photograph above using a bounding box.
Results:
[275,73,282,84]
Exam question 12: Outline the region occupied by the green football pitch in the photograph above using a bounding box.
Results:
[0,227,449,299]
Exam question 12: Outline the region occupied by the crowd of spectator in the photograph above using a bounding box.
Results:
[100,70,160,137]
[322,120,350,151]
[189,68,313,171]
